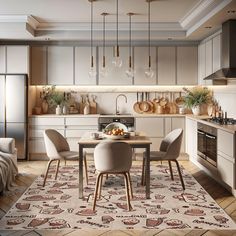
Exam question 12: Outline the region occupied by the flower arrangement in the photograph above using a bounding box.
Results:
[183,86,212,109]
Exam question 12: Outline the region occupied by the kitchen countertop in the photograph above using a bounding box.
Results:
[186,115,236,134]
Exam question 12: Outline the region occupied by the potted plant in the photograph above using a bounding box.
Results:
[40,85,55,114]
[48,89,65,115]
[183,86,212,116]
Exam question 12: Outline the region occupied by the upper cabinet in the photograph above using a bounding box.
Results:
[75,47,97,85]
[98,46,132,85]
[31,46,47,85]
[133,47,157,85]
[0,46,29,74]
[198,33,222,85]
[47,46,74,85]
[177,46,198,85]
[157,47,176,85]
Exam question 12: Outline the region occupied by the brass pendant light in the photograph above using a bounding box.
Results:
[88,0,97,79]
[144,0,154,79]
[112,0,122,68]
[100,12,108,78]
[126,12,135,78]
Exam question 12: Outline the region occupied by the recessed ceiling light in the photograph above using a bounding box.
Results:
[204,26,212,29]
[227,10,236,14]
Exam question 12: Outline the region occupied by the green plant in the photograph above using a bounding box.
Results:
[183,86,212,109]
[48,91,65,106]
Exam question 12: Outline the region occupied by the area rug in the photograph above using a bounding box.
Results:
[0,163,236,230]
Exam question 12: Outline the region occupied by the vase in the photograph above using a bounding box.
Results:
[55,105,62,115]
[62,105,67,115]
[41,99,49,114]
[192,105,201,116]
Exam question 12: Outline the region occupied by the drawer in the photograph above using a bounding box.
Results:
[66,117,98,126]
[65,128,97,138]
[218,129,234,159]
[67,138,94,154]
[29,139,46,154]
[30,128,64,138]
[29,117,65,126]
[135,118,164,137]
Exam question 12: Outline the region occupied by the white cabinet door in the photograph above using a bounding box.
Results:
[30,117,65,126]
[6,46,29,73]
[98,47,133,85]
[157,47,176,85]
[135,117,164,137]
[0,46,6,73]
[177,46,198,85]
[134,47,157,85]
[30,46,47,85]
[198,43,206,85]
[29,139,46,154]
[75,47,97,85]
[213,34,221,72]
[218,154,234,187]
[185,118,197,159]
[47,46,74,85]
[217,129,234,159]
[171,117,185,152]
[205,40,213,77]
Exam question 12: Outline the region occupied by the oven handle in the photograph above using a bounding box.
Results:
[197,130,205,135]
[206,134,216,139]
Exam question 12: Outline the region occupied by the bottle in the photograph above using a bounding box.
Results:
[55,104,62,115]
[62,105,67,115]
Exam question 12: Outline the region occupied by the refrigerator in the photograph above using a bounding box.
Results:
[0,74,28,160]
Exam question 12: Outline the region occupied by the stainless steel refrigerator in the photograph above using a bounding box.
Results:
[0,74,28,160]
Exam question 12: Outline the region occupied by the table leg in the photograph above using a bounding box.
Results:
[145,144,150,199]
[79,144,84,199]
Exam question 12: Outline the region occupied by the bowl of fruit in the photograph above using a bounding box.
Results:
[103,122,128,140]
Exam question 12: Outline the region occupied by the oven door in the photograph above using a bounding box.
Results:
[205,133,217,167]
[197,130,206,158]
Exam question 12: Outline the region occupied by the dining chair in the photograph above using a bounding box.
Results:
[141,128,185,190]
[93,141,133,211]
[43,129,88,187]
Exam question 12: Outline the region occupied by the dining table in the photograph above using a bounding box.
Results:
[78,132,152,199]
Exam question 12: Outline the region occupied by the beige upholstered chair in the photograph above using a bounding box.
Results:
[141,128,185,190]
[93,141,133,211]
[43,129,88,187]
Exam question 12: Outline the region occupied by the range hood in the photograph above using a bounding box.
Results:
[204,19,236,83]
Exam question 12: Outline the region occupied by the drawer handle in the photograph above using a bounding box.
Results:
[206,134,216,139]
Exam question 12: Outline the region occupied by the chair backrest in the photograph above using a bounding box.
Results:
[160,128,183,160]
[94,141,132,173]
[43,129,70,160]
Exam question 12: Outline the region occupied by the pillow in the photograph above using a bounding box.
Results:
[0,138,15,154]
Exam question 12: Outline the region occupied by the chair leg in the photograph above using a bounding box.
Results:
[127,172,133,199]
[98,174,104,199]
[168,161,174,180]
[174,160,185,190]
[123,173,132,211]
[93,173,102,212]
[141,157,146,186]
[55,160,60,180]
[43,160,54,187]
[83,155,89,185]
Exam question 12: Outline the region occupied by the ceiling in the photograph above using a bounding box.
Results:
[0,0,236,42]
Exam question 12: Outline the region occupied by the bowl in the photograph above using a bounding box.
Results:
[103,133,126,140]
[104,122,128,132]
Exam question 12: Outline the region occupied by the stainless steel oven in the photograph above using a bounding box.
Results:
[197,122,217,167]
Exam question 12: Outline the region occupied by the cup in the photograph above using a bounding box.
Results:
[90,132,99,139]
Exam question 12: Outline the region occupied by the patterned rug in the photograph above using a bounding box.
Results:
[0,163,236,230]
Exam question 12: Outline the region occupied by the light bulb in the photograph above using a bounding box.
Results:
[99,67,108,78]
[145,67,154,79]
[112,56,123,68]
[88,67,97,79]
[126,67,135,78]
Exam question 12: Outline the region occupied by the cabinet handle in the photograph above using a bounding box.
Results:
[206,134,216,139]
[197,130,205,135]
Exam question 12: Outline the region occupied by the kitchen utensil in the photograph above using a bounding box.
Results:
[169,92,177,114]
[139,92,150,112]
[133,92,143,114]
[164,92,171,114]
[159,92,167,107]
[153,92,159,103]
[90,95,97,114]
[175,92,185,106]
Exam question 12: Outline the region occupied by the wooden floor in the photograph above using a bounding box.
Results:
[1,160,236,236]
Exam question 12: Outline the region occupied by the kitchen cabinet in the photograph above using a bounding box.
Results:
[177,46,198,85]
[157,47,176,85]
[133,47,157,85]
[30,46,47,85]
[198,43,206,85]
[98,46,132,85]
[75,47,97,85]
[212,34,221,72]
[0,46,6,73]
[47,46,74,85]
[185,117,197,160]
[205,40,213,77]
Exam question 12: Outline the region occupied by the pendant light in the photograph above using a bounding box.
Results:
[112,0,122,68]
[100,12,108,78]
[144,0,154,79]
[126,12,135,78]
[88,0,97,79]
